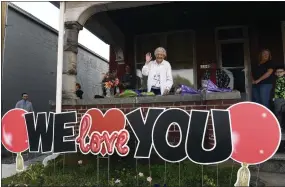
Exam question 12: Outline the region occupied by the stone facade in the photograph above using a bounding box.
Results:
[62,21,83,99]
[58,2,171,96]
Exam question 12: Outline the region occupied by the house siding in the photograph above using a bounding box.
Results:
[1,5,109,115]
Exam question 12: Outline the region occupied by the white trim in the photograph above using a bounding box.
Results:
[281,21,285,66]
[222,66,244,70]
[215,25,247,67]
[55,2,65,113]
[192,32,197,89]
[244,31,252,101]
[134,32,139,89]
[215,25,251,101]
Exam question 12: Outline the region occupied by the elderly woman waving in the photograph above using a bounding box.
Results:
[142,47,173,95]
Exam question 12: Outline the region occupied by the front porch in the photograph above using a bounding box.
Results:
[58,1,285,100]
[104,1,285,101]
[54,1,285,147]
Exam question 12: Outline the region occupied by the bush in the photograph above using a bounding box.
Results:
[2,154,239,187]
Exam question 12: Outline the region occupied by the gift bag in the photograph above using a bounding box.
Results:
[180,84,199,95]
[202,80,232,92]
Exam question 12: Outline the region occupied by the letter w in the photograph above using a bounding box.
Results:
[25,112,54,153]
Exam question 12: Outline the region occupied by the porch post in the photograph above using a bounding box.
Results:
[62,21,83,99]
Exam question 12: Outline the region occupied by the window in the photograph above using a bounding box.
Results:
[221,43,244,67]
[135,30,195,89]
[136,34,162,63]
[167,31,194,70]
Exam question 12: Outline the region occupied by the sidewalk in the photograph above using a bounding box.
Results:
[1,154,48,179]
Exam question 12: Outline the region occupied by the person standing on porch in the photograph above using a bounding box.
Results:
[272,66,285,131]
[15,93,33,112]
[142,47,173,95]
[251,49,274,109]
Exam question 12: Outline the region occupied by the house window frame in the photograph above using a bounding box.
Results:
[134,29,197,89]
[215,25,251,101]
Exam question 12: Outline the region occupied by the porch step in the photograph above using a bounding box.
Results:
[271,153,285,161]
[250,172,285,186]
[277,133,285,153]
[250,153,285,174]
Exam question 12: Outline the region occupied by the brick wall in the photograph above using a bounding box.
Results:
[58,99,239,149]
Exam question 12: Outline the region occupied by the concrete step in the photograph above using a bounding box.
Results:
[272,153,285,161]
[251,172,285,186]
[250,153,285,174]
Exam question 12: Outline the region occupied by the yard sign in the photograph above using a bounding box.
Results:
[1,102,281,186]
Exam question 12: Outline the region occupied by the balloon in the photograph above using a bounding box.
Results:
[228,102,281,165]
[1,109,29,153]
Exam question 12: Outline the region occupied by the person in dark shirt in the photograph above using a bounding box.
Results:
[121,65,134,90]
[251,49,274,108]
[75,83,84,99]
[272,66,285,131]
[202,62,230,88]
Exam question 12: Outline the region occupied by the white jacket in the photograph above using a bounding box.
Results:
[142,60,173,94]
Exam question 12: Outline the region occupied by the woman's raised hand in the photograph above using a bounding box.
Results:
[145,52,152,64]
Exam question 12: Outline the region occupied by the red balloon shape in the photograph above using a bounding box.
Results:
[228,102,281,165]
[1,109,29,153]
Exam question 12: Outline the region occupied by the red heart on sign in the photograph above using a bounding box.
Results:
[85,108,126,156]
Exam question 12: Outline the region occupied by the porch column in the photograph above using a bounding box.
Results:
[62,21,83,99]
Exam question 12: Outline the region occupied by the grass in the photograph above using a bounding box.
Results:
[2,153,240,187]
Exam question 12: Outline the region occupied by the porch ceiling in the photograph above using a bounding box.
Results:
[51,1,285,45]
[102,1,285,35]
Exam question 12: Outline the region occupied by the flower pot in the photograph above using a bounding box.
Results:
[106,88,112,97]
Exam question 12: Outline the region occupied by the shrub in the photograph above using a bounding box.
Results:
[2,155,239,187]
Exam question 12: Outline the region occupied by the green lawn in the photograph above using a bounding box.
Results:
[2,153,239,186]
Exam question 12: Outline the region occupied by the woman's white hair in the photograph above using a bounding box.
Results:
[154,47,167,56]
